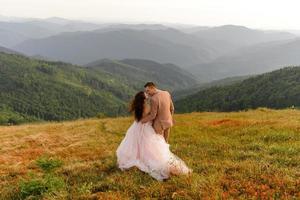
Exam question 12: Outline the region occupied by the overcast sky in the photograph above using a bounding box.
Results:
[1,0,300,29]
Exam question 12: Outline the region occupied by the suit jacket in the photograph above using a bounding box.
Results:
[141,89,175,134]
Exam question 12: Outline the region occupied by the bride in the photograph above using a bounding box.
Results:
[116,91,192,181]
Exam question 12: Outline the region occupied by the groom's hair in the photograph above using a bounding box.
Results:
[144,82,156,88]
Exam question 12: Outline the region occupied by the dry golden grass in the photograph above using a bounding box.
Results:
[0,108,299,199]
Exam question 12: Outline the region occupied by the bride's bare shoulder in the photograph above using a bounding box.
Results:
[143,98,151,115]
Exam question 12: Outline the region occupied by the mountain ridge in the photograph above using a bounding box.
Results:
[85,58,198,91]
[175,66,300,112]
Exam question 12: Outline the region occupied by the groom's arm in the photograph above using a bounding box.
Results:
[141,98,158,123]
[170,98,175,115]
[169,92,175,115]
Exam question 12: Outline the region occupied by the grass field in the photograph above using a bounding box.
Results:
[0,108,299,199]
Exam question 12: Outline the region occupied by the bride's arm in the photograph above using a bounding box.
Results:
[141,98,158,123]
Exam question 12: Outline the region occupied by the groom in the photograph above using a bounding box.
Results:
[141,82,175,143]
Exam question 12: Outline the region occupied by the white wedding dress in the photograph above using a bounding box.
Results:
[116,106,191,180]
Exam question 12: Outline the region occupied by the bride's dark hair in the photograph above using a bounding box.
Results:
[129,91,146,121]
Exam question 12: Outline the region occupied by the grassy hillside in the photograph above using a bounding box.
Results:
[176,67,300,113]
[0,52,135,125]
[0,109,299,199]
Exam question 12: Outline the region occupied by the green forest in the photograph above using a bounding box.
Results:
[0,53,136,125]
[0,53,197,125]
[175,67,300,113]
[1,51,300,125]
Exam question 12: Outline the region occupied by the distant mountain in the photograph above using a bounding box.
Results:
[3,19,300,82]
[28,18,105,33]
[95,23,170,32]
[189,38,300,81]
[0,19,185,48]
[43,17,72,25]
[12,23,297,69]
[0,18,105,47]
[137,28,240,60]
[0,46,20,54]
[0,21,58,47]
[180,26,211,33]
[86,58,198,91]
[14,29,213,66]
[0,24,30,47]
[192,25,296,47]
[175,67,300,113]
[0,52,137,125]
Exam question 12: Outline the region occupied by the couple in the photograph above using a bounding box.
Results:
[116,82,192,181]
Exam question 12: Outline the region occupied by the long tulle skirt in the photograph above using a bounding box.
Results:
[116,121,191,181]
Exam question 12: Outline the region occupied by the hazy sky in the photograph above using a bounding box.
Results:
[1,0,300,29]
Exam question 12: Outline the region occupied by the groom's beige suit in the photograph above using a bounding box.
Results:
[141,89,175,142]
